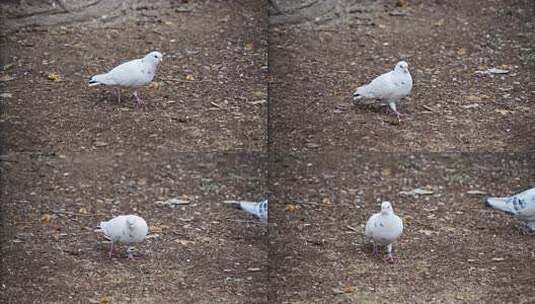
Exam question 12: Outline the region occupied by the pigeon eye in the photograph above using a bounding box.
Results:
[154,55,158,58]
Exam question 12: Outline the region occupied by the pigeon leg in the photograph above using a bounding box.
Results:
[112,88,121,103]
[133,91,144,107]
[108,241,115,258]
[371,244,379,256]
[383,243,397,264]
[527,222,535,235]
[520,222,535,235]
[388,101,402,121]
[126,246,135,260]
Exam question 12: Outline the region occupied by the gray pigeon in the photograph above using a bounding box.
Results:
[89,51,163,106]
[485,188,535,234]
[365,201,404,263]
[353,61,413,119]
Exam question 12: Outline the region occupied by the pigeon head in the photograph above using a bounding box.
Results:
[395,61,409,74]
[380,201,394,214]
[145,51,163,65]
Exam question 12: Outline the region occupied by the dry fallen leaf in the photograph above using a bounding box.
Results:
[396,0,408,8]
[343,286,355,293]
[185,74,195,81]
[47,72,61,82]
[148,81,160,90]
[419,229,435,236]
[467,190,486,195]
[434,19,445,27]
[495,109,511,115]
[174,239,195,246]
[253,90,266,97]
[41,214,53,224]
[382,168,392,176]
[457,48,467,56]
[244,42,254,50]
[286,204,298,212]
[400,188,434,196]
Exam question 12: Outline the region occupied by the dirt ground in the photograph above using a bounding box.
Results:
[269,0,535,152]
[2,0,535,303]
[1,0,267,153]
[1,152,268,303]
[269,153,535,303]
[1,0,268,303]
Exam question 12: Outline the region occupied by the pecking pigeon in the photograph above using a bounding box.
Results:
[89,51,163,106]
[96,215,149,259]
[240,200,268,223]
[485,187,535,234]
[352,61,413,119]
[226,200,268,223]
[365,201,404,263]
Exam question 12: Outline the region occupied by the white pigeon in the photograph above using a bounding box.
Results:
[89,51,163,106]
[96,215,149,259]
[485,187,535,234]
[352,61,413,119]
[365,201,404,263]
[228,200,268,223]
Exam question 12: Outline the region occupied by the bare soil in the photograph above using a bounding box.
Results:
[2,0,535,303]
[1,0,267,153]
[1,152,268,303]
[269,0,535,152]
[269,153,535,303]
[1,1,268,303]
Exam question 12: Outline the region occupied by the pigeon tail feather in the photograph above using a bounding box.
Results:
[352,85,374,101]
[485,197,516,215]
[89,73,109,86]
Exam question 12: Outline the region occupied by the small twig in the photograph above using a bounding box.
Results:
[422,105,435,112]
[346,225,359,232]
[210,101,222,108]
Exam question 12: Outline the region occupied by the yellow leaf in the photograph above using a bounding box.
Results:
[47,73,61,82]
[396,0,408,8]
[457,48,466,56]
[41,214,53,224]
[382,168,392,176]
[78,207,88,214]
[100,297,110,304]
[286,204,298,212]
[244,42,254,50]
[185,74,195,81]
[148,81,160,90]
